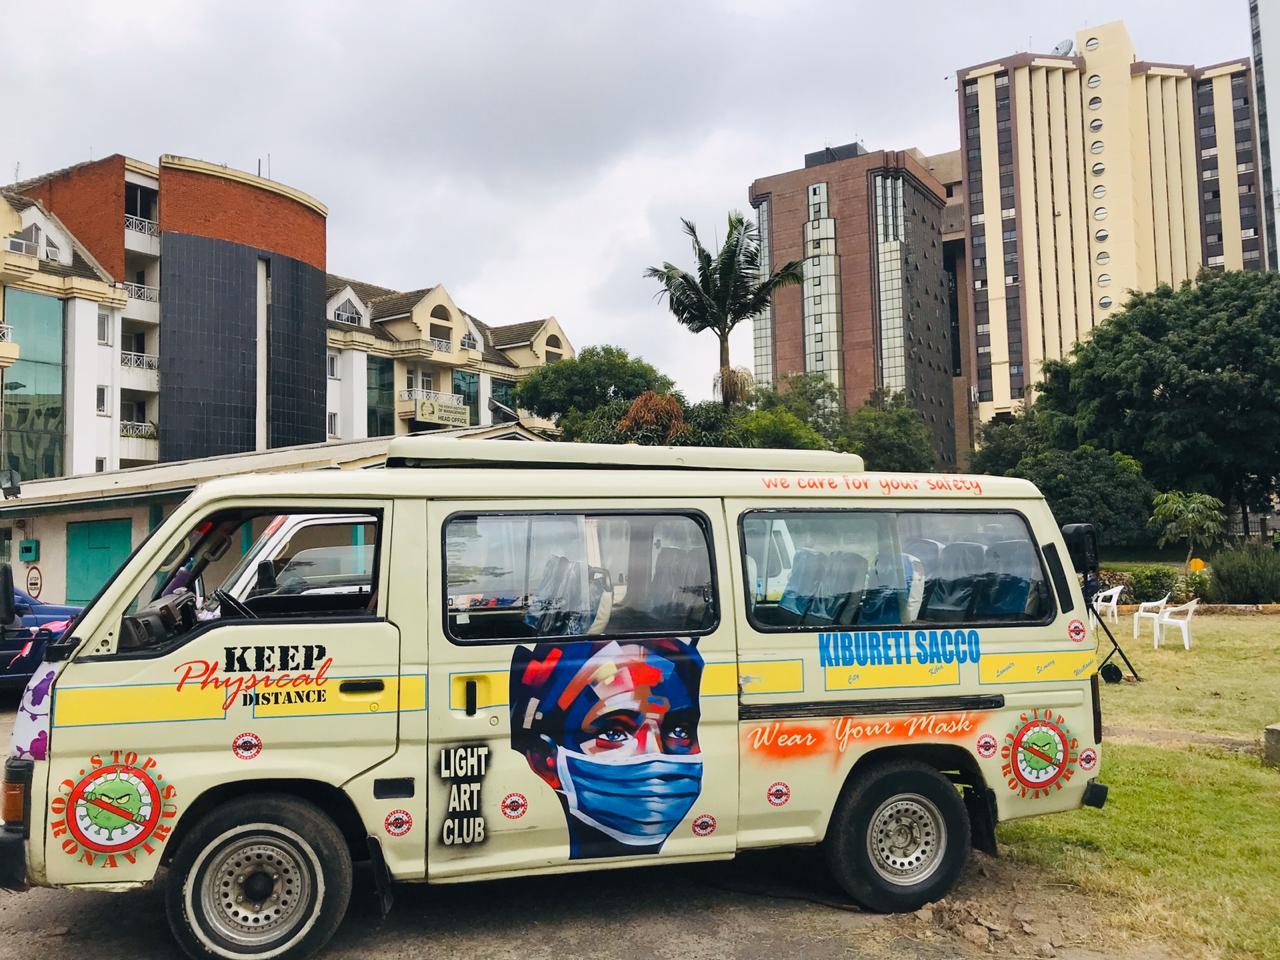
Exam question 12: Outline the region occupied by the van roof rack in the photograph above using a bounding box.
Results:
[385,436,865,472]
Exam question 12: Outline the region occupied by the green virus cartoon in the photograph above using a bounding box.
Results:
[83,776,143,831]
[1019,729,1060,771]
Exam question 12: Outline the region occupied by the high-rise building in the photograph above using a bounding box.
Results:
[1250,0,1280,269]
[749,145,957,465]
[957,21,1266,421]
[9,154,330,464]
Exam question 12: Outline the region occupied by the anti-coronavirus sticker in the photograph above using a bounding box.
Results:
[50,751,177,868]
[1000,710,1079,799]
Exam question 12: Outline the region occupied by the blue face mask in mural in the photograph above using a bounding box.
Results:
[510,637,704,859]
[556,749,703,846]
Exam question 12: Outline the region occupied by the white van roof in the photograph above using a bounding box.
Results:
[385,436,865,473]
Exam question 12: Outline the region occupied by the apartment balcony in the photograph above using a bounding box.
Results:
[0,324,17,370]
[123,281,160,324]
[395,388,469,425]
[119,351,160,392]
[124,214,161,257]
[119,420,159,462]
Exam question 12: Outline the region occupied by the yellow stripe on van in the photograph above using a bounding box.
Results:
[449,672,508,711]
[824,660,961,691]
[979,650,1097,684]
[54,683,227,727]
[254,675,426,718]
[736,659,805,696]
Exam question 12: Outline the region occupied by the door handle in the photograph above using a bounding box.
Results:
[464,679,478,717]
[339,679,385,694]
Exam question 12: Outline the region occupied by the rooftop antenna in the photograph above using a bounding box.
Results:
[12,162,18,182]
[257,158,262,176]
[267,153,271,180]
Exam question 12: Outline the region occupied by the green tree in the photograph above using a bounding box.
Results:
[645,212,804,405]
[969,403,1053,476]
[513,345,674,421]
[1011,447,1155,547]
[1037,270,1280,531]
[1151,490,1225,570]
[840,391,936,472]
[737,408,828,450]
[753,372,847,444]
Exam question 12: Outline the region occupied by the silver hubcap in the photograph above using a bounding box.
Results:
[200,835,312,947]
[866,793,946,886]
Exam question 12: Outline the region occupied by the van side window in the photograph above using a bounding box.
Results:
[444,512,717,642]
[741,510,1052,631]
[118,509,382,652]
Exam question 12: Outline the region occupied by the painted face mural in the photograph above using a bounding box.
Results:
[510,638,703,860]
[9,664,55,761]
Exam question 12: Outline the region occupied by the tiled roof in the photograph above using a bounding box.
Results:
[368,287,434,320]
[465,315,518,367]
[325,272,398,307]
[2,191,114,283]
[487,319,546,348]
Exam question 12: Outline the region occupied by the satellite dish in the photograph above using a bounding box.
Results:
[1051,38,1074,56]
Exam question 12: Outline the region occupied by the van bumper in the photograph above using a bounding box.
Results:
[1082,779,1108,809]
[1,757,31,891]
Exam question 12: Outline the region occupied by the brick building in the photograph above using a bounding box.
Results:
[749,144,957,465]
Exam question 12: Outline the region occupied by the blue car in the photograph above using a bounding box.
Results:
[0,590,81,688]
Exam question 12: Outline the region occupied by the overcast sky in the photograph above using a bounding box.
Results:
[2,1,1251,399]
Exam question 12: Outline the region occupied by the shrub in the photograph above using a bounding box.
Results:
[1126,565,1179,603]
[1207,542,1280,604]
[1095,569,1133,603]
[1175,571,1211,603]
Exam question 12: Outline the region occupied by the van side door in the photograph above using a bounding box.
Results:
[425,499,738,879]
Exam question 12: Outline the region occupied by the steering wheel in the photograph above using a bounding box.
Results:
[215,589,258,620]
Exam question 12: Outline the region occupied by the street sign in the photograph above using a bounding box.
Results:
[25,565,42,599]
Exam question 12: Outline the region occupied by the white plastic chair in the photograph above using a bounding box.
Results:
[1133,592,1170,644]
[1156,599,1198,650]
[1091,585,1123,625]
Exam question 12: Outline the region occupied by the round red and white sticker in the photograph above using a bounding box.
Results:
[767,781,791,807]
[692,813,717,837]
[1068,618,1088,643]
[976,733,998,759]
[1079,748,1098,771]
[231,732,262,761]
[501,792,529,820]
[384,809,413,837]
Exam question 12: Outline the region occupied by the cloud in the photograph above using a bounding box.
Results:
[1,0,1249,400]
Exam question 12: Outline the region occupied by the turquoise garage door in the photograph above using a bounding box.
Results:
[66,518,133,604]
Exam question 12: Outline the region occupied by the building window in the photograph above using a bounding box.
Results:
[1097,273,1112,287]
[974,279,986,290]
[1087,74,1102,88]
[97,311,111,345]
[1202,167,1219,180]
[1098,296,1113,310]
[1089,118,1103,132]
[1094,206,1108,220]
[327,412,339,437]
[1244,249,1261,261]
[1242,227,1257,239]
[333,299,361,325]
[1092,162,1105,176]
[453,370,481,425]
[327,352,339,379]
[1088,96,1102,110]
[1206,232,1222,244]
[1238,161,1255,173]
[1085,36,1100,50]
[964,81,977,96]
[994,74,1009,87]
[367,356,395,438]
[1093,184,1107,198]
[1090,140,1105,154]
[1005,274,1019,286]
[1096,250,1111,264]
[1095,228,1109,242]
[96,386,108,415]
[1205,211,1222,222]
[95,458,106,473]
[1240,182,1256,195]
[1001,208,1016,219]
[970,213,985,225]
[1201,146,1218,159]
[1207,254,1226,266]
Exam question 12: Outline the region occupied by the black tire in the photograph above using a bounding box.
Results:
[165,794,353,960]
[824,760,970,913]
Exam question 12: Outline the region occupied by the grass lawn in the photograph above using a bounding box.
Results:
[998,615,1280,960]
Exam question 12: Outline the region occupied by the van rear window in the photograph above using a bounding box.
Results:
[741,510,1053,630]
[444,512,718,643]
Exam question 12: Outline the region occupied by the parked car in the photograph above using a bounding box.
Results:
[0,590,80,688]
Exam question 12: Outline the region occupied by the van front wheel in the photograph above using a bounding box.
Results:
[165,794,353,960]
[825,760,970,913]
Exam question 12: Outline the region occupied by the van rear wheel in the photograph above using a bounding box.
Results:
[825,760,970,913]
[165,794,352,960]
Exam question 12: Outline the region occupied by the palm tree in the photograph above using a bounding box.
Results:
[645,212,804,405]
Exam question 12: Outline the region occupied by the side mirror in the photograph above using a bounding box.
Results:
[0,564,14,625]
[1061,523,1099,575]
[255,560,278,592]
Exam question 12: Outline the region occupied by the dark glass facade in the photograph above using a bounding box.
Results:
[490,377,516,410]
[452,370,480,425]
[366,356,395,437]
[1,289,64,480]
[158,233,325,461]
